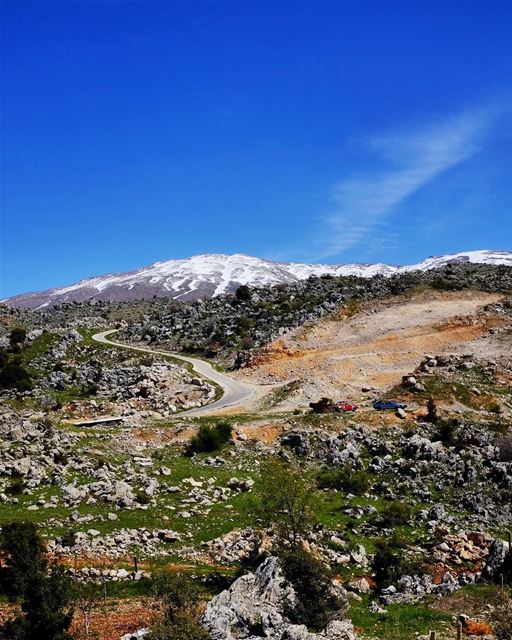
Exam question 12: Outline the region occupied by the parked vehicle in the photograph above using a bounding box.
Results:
[372,400,407,410]
[309,398,359,413]
[332,401,359,412]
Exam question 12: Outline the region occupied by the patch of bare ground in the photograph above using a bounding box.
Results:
[70,597,155,640]
[234,290,507,409]
[0,598,155,640]
[237,421,285,443]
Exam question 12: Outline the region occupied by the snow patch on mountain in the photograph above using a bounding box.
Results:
[3,250,511,309]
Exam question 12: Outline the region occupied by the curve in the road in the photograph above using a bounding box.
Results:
[92,329,254,417]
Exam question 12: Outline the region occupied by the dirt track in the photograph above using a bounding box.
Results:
[234,290,506,409]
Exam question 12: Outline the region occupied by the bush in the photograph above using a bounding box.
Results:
[379,500,412,527]
[0,363,32,390]
[6,476,24,496]
[316,466,368,495]
[187,421,232,455]
[135,491,151,505]
[434,418,459,446]
[280,548,347,630]
[147,571,210,640]
[235,285,252,302]
[253,458,319,546]
[239,336,254,350]
[309,397,333,413]
[9,327,27,346]
[373,533,423,589]
[53,451,69,466]
[60,529,76,548]
[498,430,512,462]
[0,522,73,640]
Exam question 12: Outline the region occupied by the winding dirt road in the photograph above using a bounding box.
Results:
[92,329,255,417]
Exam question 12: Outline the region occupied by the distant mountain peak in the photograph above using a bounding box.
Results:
[3,250,511,309]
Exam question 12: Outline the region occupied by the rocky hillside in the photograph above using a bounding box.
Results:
[0,260,511,639]
[117,262,512,367]
[4,250,511,309]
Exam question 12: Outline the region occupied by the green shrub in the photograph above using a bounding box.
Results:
[187,421,232,455]
[135,491,151,505]
[6,476,24,496]
[235,285,252,302]
[373,533,423,589]
[0,363,32,390]
[434,419,459,446]
[379,500,412,527]
[9,327,27,346]
[147,571,209,640]
[0,522,73,640]
[316,466,369,494]
[60,529,76,548]
[280,547,347,630]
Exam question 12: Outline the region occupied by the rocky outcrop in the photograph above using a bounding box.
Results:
[481,538,511,580]
[200,556,356,640]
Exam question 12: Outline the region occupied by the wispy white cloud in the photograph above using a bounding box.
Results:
[316,107,497,259]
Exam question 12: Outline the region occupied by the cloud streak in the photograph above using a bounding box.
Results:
[317,107,496,259]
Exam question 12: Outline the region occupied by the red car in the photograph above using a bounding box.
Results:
[332,401,359,412]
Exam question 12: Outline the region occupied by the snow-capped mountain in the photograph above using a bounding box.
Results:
[3,250,512,309]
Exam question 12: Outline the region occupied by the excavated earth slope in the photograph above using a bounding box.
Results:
[234,290,509,409]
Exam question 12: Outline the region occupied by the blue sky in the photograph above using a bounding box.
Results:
[1,0,511,297]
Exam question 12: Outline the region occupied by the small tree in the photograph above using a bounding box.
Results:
[235,285,252,302]
[9,327,27,347]
[147,571,210,640]
[0,522,74,640]
[187,422,232,455]
[253,458,319,546]
[426,397,438,423]
[0,521,46,599]
[309,397,333,413]
[280,547,347,630]
[3,565,74,640]
[372,533,423,589]
[72,580,102,640]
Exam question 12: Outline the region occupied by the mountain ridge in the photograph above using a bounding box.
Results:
[3,249,512,309]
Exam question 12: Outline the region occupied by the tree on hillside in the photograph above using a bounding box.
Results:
[0,522,74,640]
[9,327,27,347]
[279,547,347,630]
[235,285,252,302]
[0,362,32,390]
[253,457,319,546]
[147,571,210,640]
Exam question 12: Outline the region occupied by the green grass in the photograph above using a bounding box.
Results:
[350,596,452,639]
[21,332,60,368]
